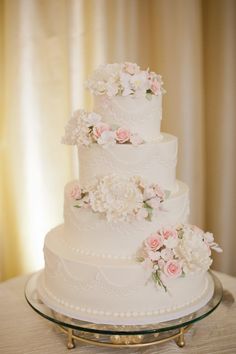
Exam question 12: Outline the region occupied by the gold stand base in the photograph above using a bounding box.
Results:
[58,324,190,350]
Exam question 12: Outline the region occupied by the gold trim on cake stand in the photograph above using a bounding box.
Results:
[58,324,189,349]
[25,271,222,350]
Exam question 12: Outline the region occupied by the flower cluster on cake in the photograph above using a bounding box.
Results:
[37,62,222,325]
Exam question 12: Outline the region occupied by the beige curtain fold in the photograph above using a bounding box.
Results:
[0,0,235,281]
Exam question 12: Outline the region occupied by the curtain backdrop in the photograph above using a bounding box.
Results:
[0,0,235,281]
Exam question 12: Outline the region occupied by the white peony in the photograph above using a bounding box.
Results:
[88,175,143,222]
[174,227,212,273]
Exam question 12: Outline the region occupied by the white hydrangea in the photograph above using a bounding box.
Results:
[85,63,122,95]
[88,175,143,222]
[61,110,88,146]
[174,227,212,273]
[62,110,103,146]
[84,112,101,126]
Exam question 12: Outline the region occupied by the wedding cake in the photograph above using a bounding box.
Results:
[37,63,221,325]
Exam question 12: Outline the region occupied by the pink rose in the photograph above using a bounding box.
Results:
[130,133,144,146]
[148,72,161,95]
[93,123,110,139]
[115,127,131,144]
[70,184,82,200]
[164,260,182,279]
[150,78,161,95]
[145,234,164,251]
[123,62,140,75]
[161,228,178,240]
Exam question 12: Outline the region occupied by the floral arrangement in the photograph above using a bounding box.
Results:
[137,224,222,291]
[69,175,168,222]
[62,110,144,148]
[85,62,165,99]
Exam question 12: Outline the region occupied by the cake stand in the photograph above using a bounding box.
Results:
[25,271,222,350]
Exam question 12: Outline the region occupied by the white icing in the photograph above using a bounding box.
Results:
[38,232,214,324]
[93,94,162,142]
[78,134,178,192]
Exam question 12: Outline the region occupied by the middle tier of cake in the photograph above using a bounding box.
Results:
[64,180,189,259]
[78,133,178,192]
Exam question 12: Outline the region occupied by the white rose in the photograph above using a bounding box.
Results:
[204,232,214,244]
[97,130,116,147]
[130,133,144,146]
[163,237,179,249]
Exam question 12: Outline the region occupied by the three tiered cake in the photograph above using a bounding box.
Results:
[37,63,221,325]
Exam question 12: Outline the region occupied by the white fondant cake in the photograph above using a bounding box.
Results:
[38,63,221,325]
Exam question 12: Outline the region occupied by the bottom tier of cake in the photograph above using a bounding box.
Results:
[37,226,214,325]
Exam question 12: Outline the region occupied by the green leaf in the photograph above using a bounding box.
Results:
[152,271,168,292]
[74,205,81,208]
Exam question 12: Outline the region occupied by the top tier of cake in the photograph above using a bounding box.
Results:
[86,62,164,141]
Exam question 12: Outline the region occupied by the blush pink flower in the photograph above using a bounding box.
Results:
[146,197,161,209]
[164,260,182,279]
[158,259,165,269]
[161,228,178,240]
[70,184,82,200]
[115,127,131,143]
[150,78,161,95]
[145,234,164,251]
[153,184,165,200]
[123,62,140,75]
[93,122,110,140]
[148,250,161,261]
[130,133,144,146]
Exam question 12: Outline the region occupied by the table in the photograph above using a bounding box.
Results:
[0,271,236,354]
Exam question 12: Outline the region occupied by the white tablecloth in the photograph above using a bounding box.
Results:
[0,271,236,354]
